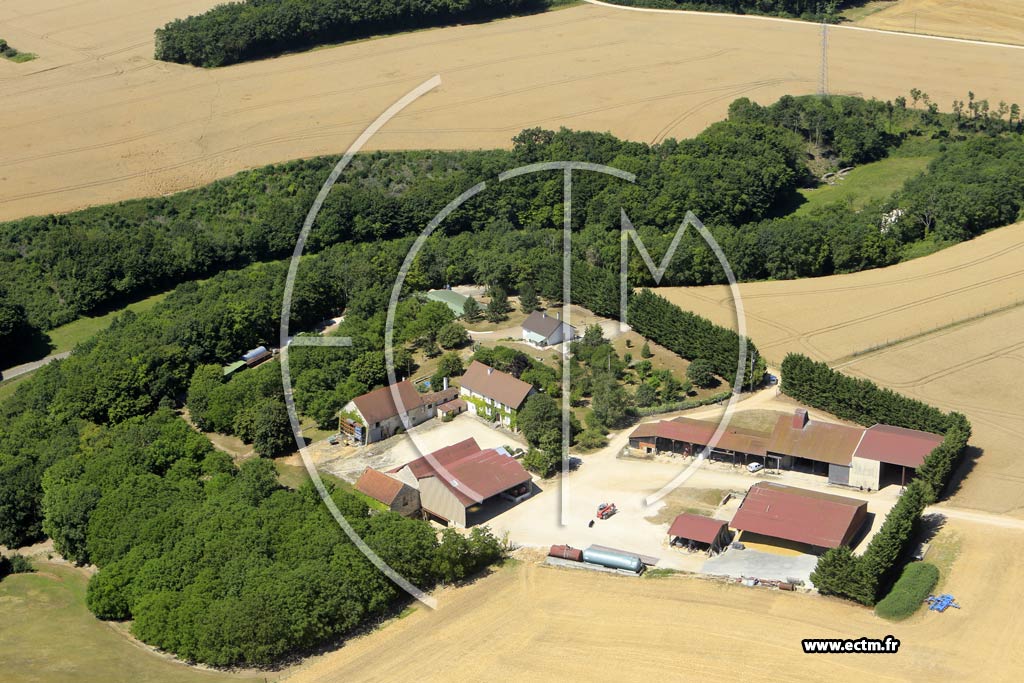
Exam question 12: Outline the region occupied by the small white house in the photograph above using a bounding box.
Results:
[521,310,575,347]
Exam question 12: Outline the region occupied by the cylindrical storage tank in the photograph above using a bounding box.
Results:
[582,546,643,573]
[549,545,583,562]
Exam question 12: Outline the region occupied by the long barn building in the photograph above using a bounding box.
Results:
[628,409,943,491]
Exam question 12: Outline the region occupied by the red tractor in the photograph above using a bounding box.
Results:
[596,502,618,520]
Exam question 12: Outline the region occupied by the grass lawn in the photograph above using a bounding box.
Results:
[0,563,269,683]
[925,527,962,589]
[840,1,893,23]
[795,155,933,216]
[273,460,389,512]
[46,290,170,355]
[645,487,727,525]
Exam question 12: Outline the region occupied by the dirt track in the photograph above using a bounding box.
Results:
[659,221,1024,517]
[1,1,1022,220]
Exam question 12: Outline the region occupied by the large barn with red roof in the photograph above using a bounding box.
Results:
[628,408,943,491]
[730,482,868,554]
[390,437,533,527]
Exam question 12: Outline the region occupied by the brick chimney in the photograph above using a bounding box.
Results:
[793,408,808,429]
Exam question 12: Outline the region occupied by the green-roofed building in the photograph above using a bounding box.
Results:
[222,360,246,377]
[426,289,470,316]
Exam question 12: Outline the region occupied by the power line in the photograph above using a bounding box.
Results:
[819,16,829,96]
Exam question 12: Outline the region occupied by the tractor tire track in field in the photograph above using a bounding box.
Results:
[776,264,1024,361]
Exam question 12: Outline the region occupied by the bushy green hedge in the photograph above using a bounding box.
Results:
[780,353,952,433]
[875,562,939,621]
[628,289,765,388]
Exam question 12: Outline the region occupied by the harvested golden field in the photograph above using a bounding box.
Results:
[659,221,1024,516]
[1,2,1022,220]
[856,0,1024,46]
[284,519,1023,683]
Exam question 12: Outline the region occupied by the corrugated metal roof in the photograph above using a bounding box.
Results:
[460,361,534,409]
[767,414,863,466]
[668,513,728,544]
[425,289,469,314]
[400,437,530,506]
[352,380,423,425]
[628,417,769,457]
[854,424,944,468]
[730,482,867,549]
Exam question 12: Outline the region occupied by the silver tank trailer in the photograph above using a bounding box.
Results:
[582,546,643,573]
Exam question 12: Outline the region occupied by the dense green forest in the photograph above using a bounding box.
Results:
[38,409,503,666]
[155,0,550,67]
[4,93,1022,363]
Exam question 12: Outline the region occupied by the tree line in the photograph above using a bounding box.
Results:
[155,0,549,67]
[781,354,972,605]
[6,92,1022,362]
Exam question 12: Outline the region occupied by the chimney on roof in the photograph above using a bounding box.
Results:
[793,409,808,429]
[556,312,560,320]
[487,366,493,375]
[542,312,547,319]
[443,376,449,391]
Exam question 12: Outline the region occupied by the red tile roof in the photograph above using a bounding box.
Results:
[668,513,728,544]
[437,398,466,414]
[730,482,868,549]
[460,361,534,409]
[767,414,863,466]
[355,468,407,506]
[399,438,531,506]
[854,424,944,468]
[352,380,423,425]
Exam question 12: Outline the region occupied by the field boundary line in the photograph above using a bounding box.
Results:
[582,0,1024,52]
[833,298,1024,367]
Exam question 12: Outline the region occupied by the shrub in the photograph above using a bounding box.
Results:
[875,562,939,621]
[522,448,560,478]
[0,553,33,579]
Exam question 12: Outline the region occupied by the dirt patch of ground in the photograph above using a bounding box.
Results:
[855,0,1024,46]
[283,517,1024,682]
[2,3,1023,220]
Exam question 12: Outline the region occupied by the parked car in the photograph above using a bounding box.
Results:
[766,374,778,385]
[747,462,764,473]
[328,435,341,445]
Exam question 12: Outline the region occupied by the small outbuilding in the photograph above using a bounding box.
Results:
[668,513,731,555]
[355,468,420,516]
[242,345,272,367]
[426,289,470,316]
